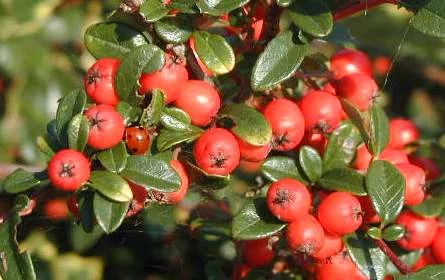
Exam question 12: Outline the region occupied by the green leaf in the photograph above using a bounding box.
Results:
[93,193,129,234]
[139,0,170,22]
[366,160,405,226]
[366,227,382,240]
[410,197,444,218]
[79,192,95,233]
[382,224,404,241]
[411,0,445,39]
[299,146,322,182]
[67,114,89,152]
[323,122,361,171]
[97,142,128,173]
[36,136,55,159]
[156,127,203,151]
[196,0,250,15]
[89,171,132,202]
[116,102,142,125]
[318,168,367,195]
[140,89,165,127]
[261,156,308,184]
[70,224,104,253]
[341,99,370,144]
[160,107,192,131]
[84,22,149,59]
[219,104,272,146]
[193,31,235,75]
[116,44,165,103]
[154,16,192,43]
[286,0,333,37]
[2,168,48,194]
[55,89,87,144]
[397,265,445,279]
[369,106,389,157]
[121,155,181,192]
[232,198,286,240]
[251,31,308,91]
[277,0,294,7]
[344,231,387,280]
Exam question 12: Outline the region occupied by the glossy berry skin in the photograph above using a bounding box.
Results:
[334,73,378,111]
[263,98,305,151]
[299,91,342,133]
[251,2,266,41]
[193,128,240,176]
[357,196,379,224]
[300,132,327,156]
[237,138,271,162]
[330,48,373,79]
[388,118,420,149]
[138,55,188,104]
[396,211,438,251]
[317,192,362,236]
[287,215,325,256]
[44,198,69,221]
[313,233,343,260]
[266,178,311,222]
[125,126,152,155]
[174,80,221,126]
[85,104,125,150]
[409,156,441,181]
[315,251,358,280]
[67,195,80,219]
[243,238,276,268]
[161,160,190,204]
[374,56,392,76]
[432,227,445,263]
[84,58,121,106]
[48,149,90,192]
[126,182,148,217]
[353,145,408,171]
[395,163,426,206]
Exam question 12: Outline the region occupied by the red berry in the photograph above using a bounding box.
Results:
[243,238,276,267]
[357,196,380,224]
[409,156,441,181]
[163,160,190,203]
[388,118,420,149]
[174,80,221,126]
[126,182,148,217]
[125,126,152,155]
[412,248,437,271]
[263,98,305,151]
[67,195,80,219]
[395,163,426,206]
[432,227,445,263]
[317,192,362,236]
[352,145,408,171]
[44,198,69,221]
[322,82,336,95]
[84,58,121,106]
[396,211,438,251]
[237,137,271,162]
[48,149,90,192]
[193,128,240,176]
[330,48,373,79]
[373,56,392,76]
[138,55,189,104]
[313,233,343,260]
[266,178,311,222]
[315,251,357,280]
[299,91,343,133]
[85,104,125,150]
[238,159,263,174]
[251,2,266,41]
[232,264,252,280]
[300,132,328,156]
[380,149,409,164]
[287,215,325,256]
[334,73,378,111]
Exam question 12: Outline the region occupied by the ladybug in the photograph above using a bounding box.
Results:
[125,126,152,155]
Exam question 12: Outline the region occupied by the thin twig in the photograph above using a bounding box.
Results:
[374,238,412,275]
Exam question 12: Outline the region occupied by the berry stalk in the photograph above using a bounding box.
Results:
[373,238,412,275]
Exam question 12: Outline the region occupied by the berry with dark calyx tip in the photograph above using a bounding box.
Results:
[48,149,90,192]
[193,128,240,176]
[125,126,152,155]
[85,104,125,150]
[126,182,148,217]
[395,163,426,206]
[334,73,378,111]
[84,58,121,106]
[330,48,373,79]
[432,227,445,264]
[409,155,441,181]
[237,137,271,162]
[388,118,420,149]
[312,233,343,261]
[243,238,276,268]
[287,215,325,256]
[266,178,311,222]
[44,198,69,221]
[396,211,438,251]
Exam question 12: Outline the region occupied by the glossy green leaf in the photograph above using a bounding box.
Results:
[84,22,149,59]
[79,192,95,233]
[196,0,250,15]
[411,0,445,39]
[261,156,308,183]
[93,193,129,234]
[366,160,405,226]
[116,45,165,103]
[169,0,196,13]
[140,89,165,127]
[366,227,381,240]
[277,0,294,7]
[397,265,445,279]
[299,146,322,182]
[160,107,192,131]
[251,31,308,91]
[382,224,404,241]
[154,16,192,43]
[369,106,389,157]
[318,168,367,195]
[55,89,87,144]
[323,122,361,171]
[193,31,235,75]
[139,0,170,22]
[219,104,272,146]
[2,168,48,194]
[156,127,203,151]
[70,223,104,253]
[286,0,333,37]
[89,171,132,202]
[341,99,370,144]
[121,155,181,192]
[97,142,128,173]
[116,101,142,125]
[67,114,89,152]
[410,197,444,218]
[232,198,286,240]
[36,136,55,159]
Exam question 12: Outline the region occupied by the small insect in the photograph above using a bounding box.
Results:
[125,126,152,155]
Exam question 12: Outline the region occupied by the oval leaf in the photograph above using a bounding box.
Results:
[97,142,128,173]
[286,0,333,37]
[154,16,192,43]
[2,169,48,194]
[67,114,89,152]
[299,146,322,182]
[156,127,203,151]
[369,106,389,157]
[397,264,445,280]
[93,193,129,234]
[89,171,132,202]
[139,0,170,22]
[410,197,444,218]
[411,0,445,39]
[140,89,165,127]
[55,89,87,144]
[261,156,308,184]
[160,107,192,131]
[196,0,250,15]
[381,224,404,241]
[318,168,367,195]
[116,102,142,125]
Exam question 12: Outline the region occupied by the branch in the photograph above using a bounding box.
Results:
[333,0,399,21]
[373,238,412,275]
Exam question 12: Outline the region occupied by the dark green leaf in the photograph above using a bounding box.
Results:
[286,0,333,37]
[78,192,95,233]
[341,99,369,144]
[93,193,129,234]
[318,168,366,195]
[67,114,89,152]
[2,169,48,194]
[154,16,192,43]
[116,101,142,125]
[299,146,322,182]
[397,265,445,280]
[261,156,308,184]
[84,22,149,59]
[89,171,132,202]
[410,197,444,218]
[36,136,55,159]
[156,127,203,151]
[219,104,272,146]
[382,224,404,241]
[369,106,389,157]
[121,155,181,192]
[366,160,405,226]
[55,89,87,144]
[411,0,445,38]
[169,0,196,13]
[251,31,308,91]
[140,89,165,127]
[70,224,104,253]
[97,142,128,173]
[232,198,286,240]
[193,31,235,75]
[160,107,192,131]
[139,0,170,22]
[196,0,250,15]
